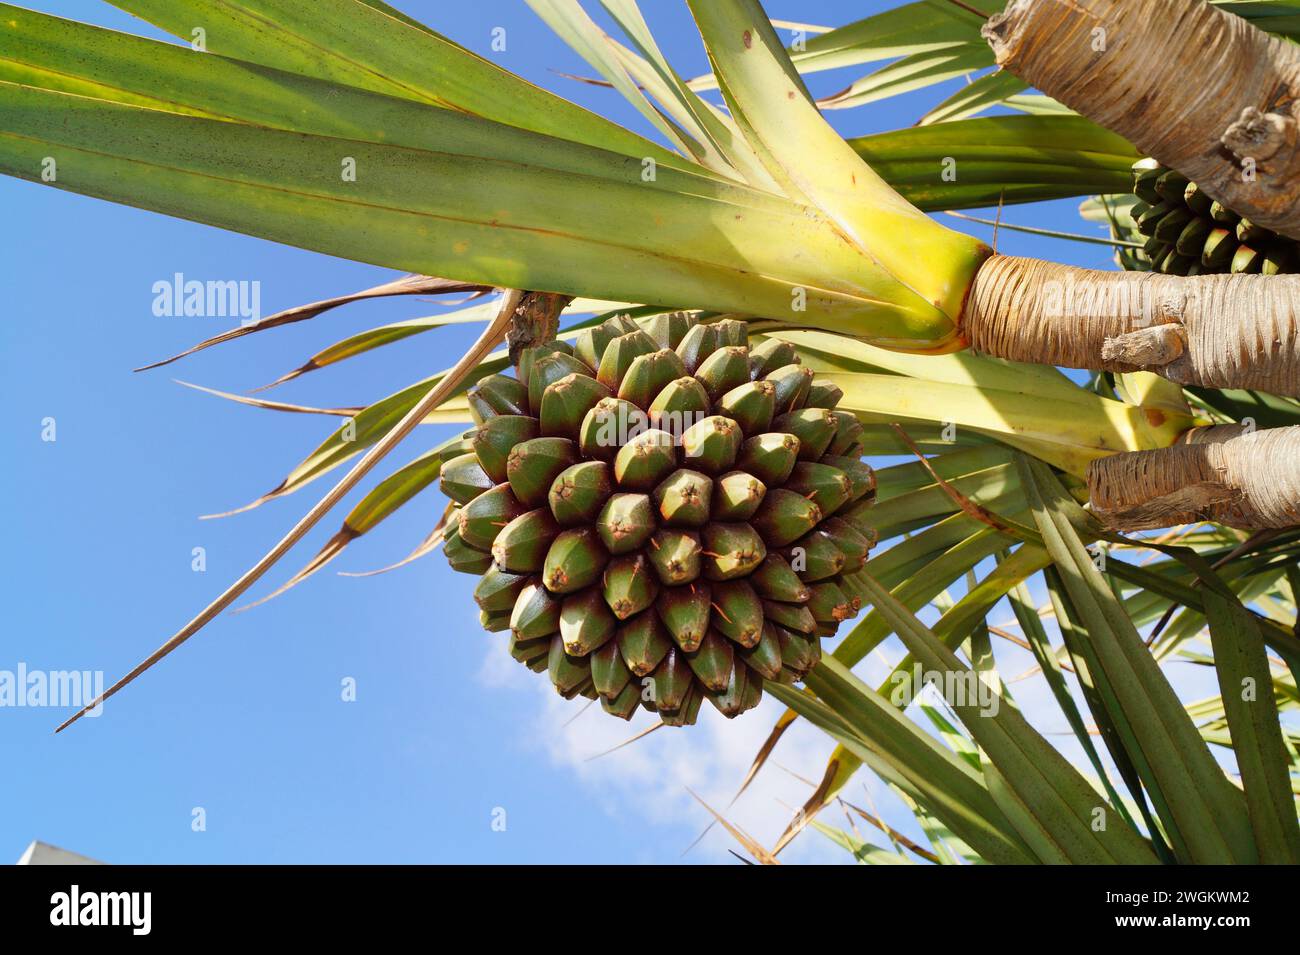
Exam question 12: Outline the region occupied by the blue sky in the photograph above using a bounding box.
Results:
[1,0,1133,864]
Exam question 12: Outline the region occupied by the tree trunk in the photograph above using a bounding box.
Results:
[1087,425,1300,530]
[984,0,1300,240]
[962,255,1300,397]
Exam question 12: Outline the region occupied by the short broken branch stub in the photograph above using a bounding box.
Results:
[1100,324,1186,368]
[1222,106,1296,165]
[979,0,1024,57]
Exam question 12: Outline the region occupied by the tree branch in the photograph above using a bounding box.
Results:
[984,0,1300,240]
[1088,424,1300,530]
[963,255,1300,397]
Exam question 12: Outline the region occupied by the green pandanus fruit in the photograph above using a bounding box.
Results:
[439,312,876,726]
[1131,159,1300,275]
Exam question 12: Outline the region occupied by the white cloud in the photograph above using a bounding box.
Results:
[483,643,860,864]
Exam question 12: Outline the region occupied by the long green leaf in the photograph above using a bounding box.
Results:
[836,525,1017,665]
[1019,457,1257,863]
[1186,387,1300,430]
[865,463,1021,539]
[256,299,500,390]
[523,0,703,161]
[1005,573,1144,833]
[919,69,1028,125]
[690,0,987,86]
[893,786,984,864]
[1203,590,1300,863]
[0,3,707,180]
[1044,567,1178,862]
[810,820,915,864]
[866,512,1009,587]
[876,543,1054,696]
[818,44,993,111]
[0,83,944,342]
[855,571,1159,864]
[773,660,1036,864]
[848,116,1139,211]
[105,0,685,166]
[239,447,451,608]
[599,0,779,189]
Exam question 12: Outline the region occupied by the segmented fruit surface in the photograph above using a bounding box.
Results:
[1130,158,1300,275]
[441,312,876,725]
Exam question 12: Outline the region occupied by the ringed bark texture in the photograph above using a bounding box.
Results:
[1088,425,1300,530]
[984,0,1300,239]
[963,256,1300,397]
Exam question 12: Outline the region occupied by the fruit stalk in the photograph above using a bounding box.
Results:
[507,292,574,370]
[984,0,1300,240]
[962,255,1300,397]
[1087,424,1300,530]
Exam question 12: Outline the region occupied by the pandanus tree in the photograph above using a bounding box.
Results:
[3,0,1297,863]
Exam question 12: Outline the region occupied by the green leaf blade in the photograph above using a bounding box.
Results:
[1203,590,1300,863]
[1018,457,1257,863]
